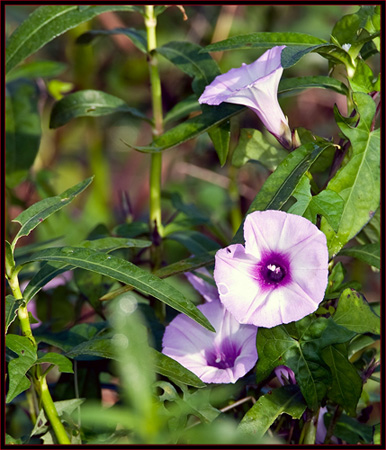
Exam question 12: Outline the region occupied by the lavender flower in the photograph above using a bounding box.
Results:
[274,365,296,386]
[162,299,258,384]
[214,210,328,328]
[185,267,218,302]
[199,46,293,149]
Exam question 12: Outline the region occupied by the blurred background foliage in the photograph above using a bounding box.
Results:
[5,5,380,442]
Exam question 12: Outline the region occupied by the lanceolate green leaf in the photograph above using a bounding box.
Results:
[151,349,206,388]
[233,141,332,243]
[238,385,306,438]
[164,95,201,124]
[157,41,220,96]
[6,5,139,74]
[23,237,151,303]
[321,93,380,257]
[6,334,37,403]
[127,103,243,153]
[50,90,149,128]
[279,76,348,96]
[6,60,67,82]
[201,32,327,53]
[207,120,231,166]
[338,243,380,269]
[24,247,215,332]
[11,177,93,251]
[76,28,147,53]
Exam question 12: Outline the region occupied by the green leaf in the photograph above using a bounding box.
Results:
[151,349,206,388]
[129,103,243,153]
[256,316,355,410]
[5,296,22,334]
[338,243,380,269]
[288,175,345,232]
[11,177,93,251]
[50,90,149,128]
[6,5,139,74]
[324,412,374,444]
[201,32,327,53]
[36,352,73,373]
[349,59,376,93]
[66,338,115,360]
[281,44,330,68]
[321,93,380,257]
[207,120,231,166]
[76,27,147,53]
[238,385,306,438]
[23,237,151,303]
[333,289,380,335]
[233,141,332,243]
[6,80,41,188]
[5,241,15,278]
[157,41,220,96]
[321,344,362,416]
[154,251,216,279]
[167,230,221,255]
[6,60,67,82]
[164,95,201,124]
[231,128,287,170]
[6,334,37,403]
[279,76,349,96]
[24,247,215,332]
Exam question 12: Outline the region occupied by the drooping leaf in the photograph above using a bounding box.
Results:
[11,177,93,251]
[6,5,140,74]
[201,32,327,53]
[6,80,41,188]
[76,27,147,53]
[338,243,380,269]
[24,247,215,332]
[324,412,374,444]
[231,128,287,170]
[5,296,22,334]
[50,90,149,128]
[151,349,206,388]
[321,93,380,257]
[256,316,355,410]
[36,352,73,373]
[333,289,380,335]
[238,385,306,438]
[321,344,362,416]
[6,334,37,403]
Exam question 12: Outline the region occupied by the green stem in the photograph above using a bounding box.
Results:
[38,376,71,444]
[228,165,242,234]
[145,5,164,241]
[323,405,342,444]
[7,272,71,444]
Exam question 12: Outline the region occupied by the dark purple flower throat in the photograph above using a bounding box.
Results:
[253,251,291,290]
[205,339,241,370]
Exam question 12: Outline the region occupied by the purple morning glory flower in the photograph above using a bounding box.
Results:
[274,365,296,386]
[214,210,329,328]
[162,298,258,384]
[199,46,293,149]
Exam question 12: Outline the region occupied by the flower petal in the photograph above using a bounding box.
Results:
[185,267,219,302]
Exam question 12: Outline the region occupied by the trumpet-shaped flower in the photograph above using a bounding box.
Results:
[214,210,328,328]
[162,298,258,384]
[199,46,293,149]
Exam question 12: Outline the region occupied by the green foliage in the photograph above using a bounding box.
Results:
[5,296,22,334]
[50,90,149,129]
[238,385,306,438]
[321,93,380,257]
[6,79,41,188]
[338,243,380,269]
